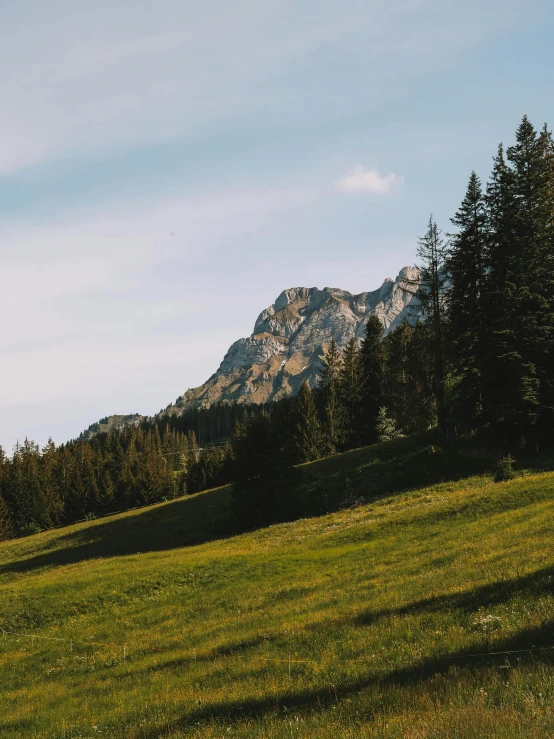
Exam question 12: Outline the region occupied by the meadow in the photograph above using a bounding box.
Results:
[1,437,554,737]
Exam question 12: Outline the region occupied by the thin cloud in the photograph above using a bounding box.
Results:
[337,165,404,195]
[0,184,318,449]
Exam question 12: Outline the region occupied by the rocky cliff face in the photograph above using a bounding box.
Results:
[174,267,420,412]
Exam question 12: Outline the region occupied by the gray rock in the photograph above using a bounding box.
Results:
[174,267,420,412]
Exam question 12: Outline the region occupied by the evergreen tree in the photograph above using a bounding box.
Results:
[231,410,296,524]
[294,381,324,462]
[97,469,116,512]
[0,446,8,535]
[270,396,300,466]
[41,438,63,525]
[382,319,433,433]
[446,171,490,428]
[375,407,401,442]
[486,132,540,441]
[317,340,346,453]
[0,493,13,541]
[339,337,364,447]
[5,440,49,532]
[64,443,92,521]
[535,123,554,429]
[359,315,385,442]
[416,216,448,433]
[508,119,554,436]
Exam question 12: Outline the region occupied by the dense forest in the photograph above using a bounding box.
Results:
[1,115,553,539]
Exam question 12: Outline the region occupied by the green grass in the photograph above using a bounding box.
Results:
[1,436,554,737]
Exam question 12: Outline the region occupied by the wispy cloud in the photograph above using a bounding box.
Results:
[0,0,530,178]
[0,183,318,448]
[336,166,404,195]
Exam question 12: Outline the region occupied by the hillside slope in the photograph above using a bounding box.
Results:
[1,439,554,737]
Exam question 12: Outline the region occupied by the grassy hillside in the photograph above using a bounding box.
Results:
[1,437,554,737]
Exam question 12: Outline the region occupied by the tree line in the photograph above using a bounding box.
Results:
[0,425,231,540]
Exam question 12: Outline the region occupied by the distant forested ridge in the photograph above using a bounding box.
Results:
[1,116,553,538]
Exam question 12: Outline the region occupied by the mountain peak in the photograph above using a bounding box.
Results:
[170,267,420,414]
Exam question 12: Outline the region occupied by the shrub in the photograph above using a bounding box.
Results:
[376,407,401,442]
[21,522,43,536]
[495,454,516,482]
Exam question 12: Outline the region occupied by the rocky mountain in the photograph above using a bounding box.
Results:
[168,266,420,414]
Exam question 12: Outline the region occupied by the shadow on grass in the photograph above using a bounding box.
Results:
[355,563,554,627]
[136,634,282,676]
[148,565,554,674]
[0,485,237,576]
[297,441,494,516]
[130,564,554,693]
[3,434,553,577]
[135,621,554,736]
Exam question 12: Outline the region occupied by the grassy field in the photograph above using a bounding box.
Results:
[1,437,554,737]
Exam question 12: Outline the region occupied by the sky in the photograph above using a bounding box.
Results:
[1,0,553,452]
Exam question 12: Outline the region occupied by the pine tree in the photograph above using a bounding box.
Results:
[5,439,50,533]
[41,438,63,525]
[317,340,346,453]
[187,431,199,462]
[270,396,299,466]
[359,315,385,442]
[375,407,401,442]
[231,410,285,524]
[485,129,540,442]
[339,337,364,447]
[382,319,433,433]
[97,469,116,512]
[535,123,554,429]
[0,493,13,541]
[513,121,554,434]
[416,216,448,433]
[446,171,490,428]
[295,381,324,462]
[0,446,8,537]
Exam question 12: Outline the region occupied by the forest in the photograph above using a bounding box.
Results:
[1,115,553,539]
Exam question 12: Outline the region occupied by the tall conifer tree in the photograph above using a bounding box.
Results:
[416,216,448,433]
[317,340,346,453]
[359,315,385,442]
[485,128,540,441]
[295,381,324,462]
[0,494,13,541]
[339,337,364,446]
[382,319,434,433]
[447,172,489,427]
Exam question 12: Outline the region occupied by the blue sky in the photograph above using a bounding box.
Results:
[1,0,553,451]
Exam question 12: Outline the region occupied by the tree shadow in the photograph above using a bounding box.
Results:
[0,485,237,576]
[119,565,554,727]
[354,563,554,627]
[297,442,494,516]
[134,620,554,736]
[133,633,282,676]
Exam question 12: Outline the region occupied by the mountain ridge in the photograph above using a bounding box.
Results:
[168,265,420,415]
